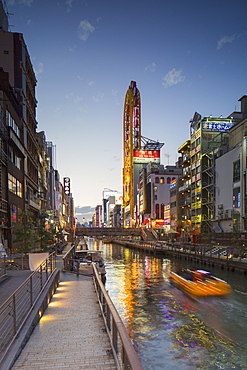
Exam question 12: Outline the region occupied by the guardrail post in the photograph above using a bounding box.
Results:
[29,275,33,307]
[122,348,129,370]
[11,295,17,335]
[46,259,48,280]
[40,265,43,291]
[112,320,118,354]
[106,303,111,331]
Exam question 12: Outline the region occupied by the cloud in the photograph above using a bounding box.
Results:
[93,92,104,102]
[78,20,95,41]
[145,62,156,72]
[34,62,44,76]
[111,89,121,105]
[217,34,237,49]
[65,0,74,11]
[20,0,33,5]
[65,92,83,103]
[162,68,185,88]
[73,96,83,103]
[75,206,95,222]
[7,0,33,5]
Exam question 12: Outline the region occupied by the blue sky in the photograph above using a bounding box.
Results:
[5,0,247,217]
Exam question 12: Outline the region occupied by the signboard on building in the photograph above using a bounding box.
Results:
[64,177,70,195]
[202,121,234,131]
[170,179,177,189]
[133,149,160,163]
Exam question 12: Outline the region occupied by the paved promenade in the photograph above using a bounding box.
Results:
[7,245,117,370]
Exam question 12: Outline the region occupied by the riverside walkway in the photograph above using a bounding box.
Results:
[8,245,117,370]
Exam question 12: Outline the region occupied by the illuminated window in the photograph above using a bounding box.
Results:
[8,174,22,197]
[233,187,240,208]
[160,177,164,184]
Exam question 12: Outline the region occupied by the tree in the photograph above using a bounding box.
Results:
[35,213,60,251]
[55,227,64,242]
[13,211,36,254]
[13,211,36,269]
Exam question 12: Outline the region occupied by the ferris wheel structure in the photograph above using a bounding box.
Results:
[123,81,141,226]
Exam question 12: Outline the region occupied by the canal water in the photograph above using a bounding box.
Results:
[87,238,247,370]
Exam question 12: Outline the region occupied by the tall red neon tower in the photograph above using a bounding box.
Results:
[123,81,141,227]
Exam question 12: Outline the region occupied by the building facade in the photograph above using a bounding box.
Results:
[0,5,74,250]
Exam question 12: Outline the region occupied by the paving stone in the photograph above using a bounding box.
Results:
[11,246,117,370]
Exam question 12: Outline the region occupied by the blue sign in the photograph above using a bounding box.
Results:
[203,122,233,131]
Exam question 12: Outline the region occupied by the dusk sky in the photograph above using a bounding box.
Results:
[5,0,247,217]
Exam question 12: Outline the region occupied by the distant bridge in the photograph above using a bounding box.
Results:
[76,227,142,238]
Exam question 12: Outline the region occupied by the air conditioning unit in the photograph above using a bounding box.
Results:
[225,209,232,219]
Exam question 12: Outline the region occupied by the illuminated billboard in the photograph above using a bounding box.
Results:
[202,121,233,131]
[133,149,160,164]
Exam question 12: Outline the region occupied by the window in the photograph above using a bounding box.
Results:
[171,189,176,197]
[15,156,21,170]
[6,110,20,137]
[155,177,159,184]
[161,204,164,219]
[8,174,22,197]
[233,160,240,182]
[8,147,21,169]
[156,204,159,219]
[233,187,240,208]
[167,177,171,184]
[160,177,164,184]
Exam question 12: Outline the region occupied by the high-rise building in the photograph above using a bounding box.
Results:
[189,112,241,236]
[177,140,191,236]
[0,7,40,220]
[0,3,74,250]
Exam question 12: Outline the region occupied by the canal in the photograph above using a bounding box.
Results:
[87,238,247,370]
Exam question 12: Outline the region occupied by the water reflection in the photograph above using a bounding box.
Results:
[88,238,247,369]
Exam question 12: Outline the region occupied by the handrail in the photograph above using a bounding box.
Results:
[140,228,147,240]
[150,228,158,240]
[92,263,143,370]
[0,252,57,362]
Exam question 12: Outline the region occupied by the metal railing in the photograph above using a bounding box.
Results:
[92,263,143,370]
[0,252,57,362]
[0,256,7,281]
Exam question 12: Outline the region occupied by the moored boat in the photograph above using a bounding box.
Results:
[74,249,106,282]
[102,237,112,243]
[170,268,232,298]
